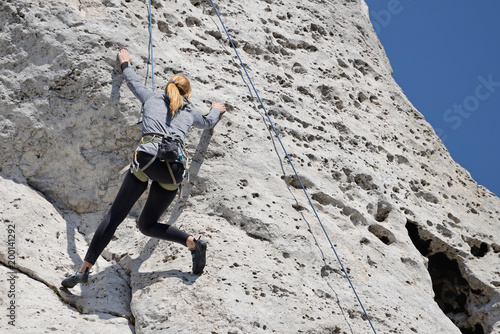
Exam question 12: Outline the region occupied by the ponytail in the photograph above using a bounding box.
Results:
[165,75,192,115]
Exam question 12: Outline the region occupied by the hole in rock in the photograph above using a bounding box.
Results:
[368,224,395,245]
[460,324,485,334]
[374,200,392,222]
[470,242,489,258]
[405,220,487,334]
[405,220,431,256]
[428,253,469,314]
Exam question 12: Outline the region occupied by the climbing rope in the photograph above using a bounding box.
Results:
[146,0,155,92]
[206,1,378,333]
[137,0,155,124]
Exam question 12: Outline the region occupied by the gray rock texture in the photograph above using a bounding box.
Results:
[1,0,499,333]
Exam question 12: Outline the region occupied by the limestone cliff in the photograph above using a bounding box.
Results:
[0,0,499,333]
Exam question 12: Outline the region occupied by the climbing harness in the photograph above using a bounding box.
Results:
[207,1,378,333]
[131,133,189,187]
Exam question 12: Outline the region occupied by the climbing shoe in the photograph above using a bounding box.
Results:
[61,268,89,288]
[191,239,207,275]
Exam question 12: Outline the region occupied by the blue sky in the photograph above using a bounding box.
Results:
[366,1,500,197]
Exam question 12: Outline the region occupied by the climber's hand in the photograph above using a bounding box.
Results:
[118,48,131,64]
[212,102,226,115]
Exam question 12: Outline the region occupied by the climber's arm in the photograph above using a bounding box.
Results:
[118,48,154,103]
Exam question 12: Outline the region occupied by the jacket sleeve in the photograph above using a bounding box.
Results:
[191,107,221,129]
[122,66,154,104]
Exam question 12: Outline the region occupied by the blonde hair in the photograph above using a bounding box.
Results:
[165,75,192,115]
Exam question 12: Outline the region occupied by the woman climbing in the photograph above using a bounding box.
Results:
[62,48,226,288]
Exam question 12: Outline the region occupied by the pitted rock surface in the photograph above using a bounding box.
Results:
[1,1,499,333]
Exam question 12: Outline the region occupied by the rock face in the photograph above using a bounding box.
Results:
[1,0,499,333]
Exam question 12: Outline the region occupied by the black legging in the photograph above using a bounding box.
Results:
[84,155,189,265]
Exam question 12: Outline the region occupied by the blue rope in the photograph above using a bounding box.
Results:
[138,0,155,124]
[147,0,155,92]
[207,1,377,333]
